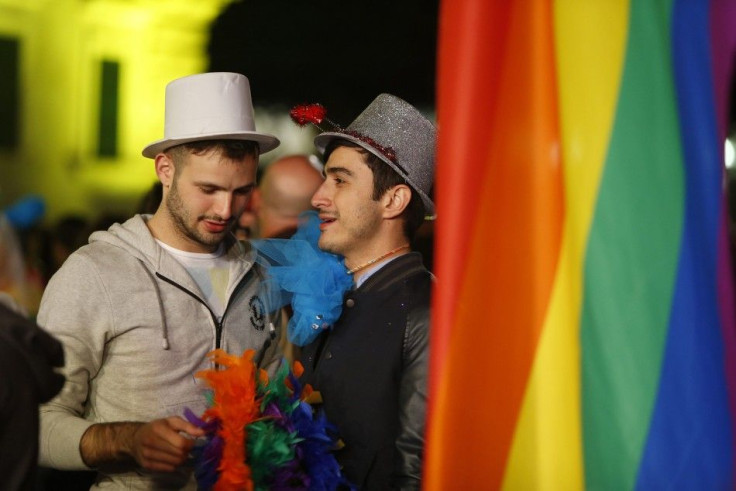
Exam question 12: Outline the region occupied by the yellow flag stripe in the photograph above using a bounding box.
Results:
[502,1,630,488]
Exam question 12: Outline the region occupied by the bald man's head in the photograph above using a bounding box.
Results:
[242,155,324,239]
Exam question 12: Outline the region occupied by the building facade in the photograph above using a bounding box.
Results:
[0,0,232,221]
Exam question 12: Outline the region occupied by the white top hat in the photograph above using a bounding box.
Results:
[142,72,280,158]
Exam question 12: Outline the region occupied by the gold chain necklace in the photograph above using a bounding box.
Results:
[346,244,410,275]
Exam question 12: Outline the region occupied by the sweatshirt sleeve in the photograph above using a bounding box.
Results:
[37,251,114,470]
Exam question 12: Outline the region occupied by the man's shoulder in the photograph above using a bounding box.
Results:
[387,264,432,299]
[354,268,430,312]
[404,269,432,294]
[49,239,151,291]
[70,239,142,267]
[361,253,430,294]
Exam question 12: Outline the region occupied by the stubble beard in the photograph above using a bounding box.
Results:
[317,208,382,261]
[166,179,230,249]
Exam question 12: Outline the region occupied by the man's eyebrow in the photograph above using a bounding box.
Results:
[193,181,255,192]
[193,181,223,189]
[324,166,353,177]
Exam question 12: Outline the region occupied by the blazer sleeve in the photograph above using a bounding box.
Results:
[395,301,430,490]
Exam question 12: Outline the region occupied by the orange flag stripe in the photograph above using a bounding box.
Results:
[427,0,564,488]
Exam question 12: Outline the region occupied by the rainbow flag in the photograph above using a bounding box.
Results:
[425,0,736,489]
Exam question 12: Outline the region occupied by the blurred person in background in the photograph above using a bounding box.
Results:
[0,214,30,316]
[0,298,64,491]
[48,215,89,278]
[236,154,324,362]
[1,195,46,315]
[236,154,324,240]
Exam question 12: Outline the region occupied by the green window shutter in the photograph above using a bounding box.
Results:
[0,37,19,150]
[98,60,119,157]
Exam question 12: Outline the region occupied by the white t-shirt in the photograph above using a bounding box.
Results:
[157,240,230,320]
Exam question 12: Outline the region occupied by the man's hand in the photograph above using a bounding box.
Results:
[129,417,206,472]
[80,417,205,472]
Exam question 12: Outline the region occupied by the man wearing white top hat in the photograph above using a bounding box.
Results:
[298,94,436,490]
[37,72,283,489]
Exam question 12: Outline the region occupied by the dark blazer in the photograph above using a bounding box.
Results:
[300,253,431,490]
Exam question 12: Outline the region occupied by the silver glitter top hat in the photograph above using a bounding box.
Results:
[313,94,436,219]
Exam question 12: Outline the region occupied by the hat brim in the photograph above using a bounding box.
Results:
[142,132,280,159]
[314,132,435,219]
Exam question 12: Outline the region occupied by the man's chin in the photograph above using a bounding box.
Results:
[191,229,229,248]
[317,238,341,256]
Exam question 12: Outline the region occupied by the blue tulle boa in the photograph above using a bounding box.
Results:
[252,211,353,346]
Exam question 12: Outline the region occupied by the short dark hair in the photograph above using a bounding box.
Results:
[166,139,260,167]
[323,139,426,240]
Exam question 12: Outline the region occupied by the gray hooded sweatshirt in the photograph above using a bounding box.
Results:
[38,215,281,489]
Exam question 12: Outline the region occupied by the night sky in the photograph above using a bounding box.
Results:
[207,0,439,123]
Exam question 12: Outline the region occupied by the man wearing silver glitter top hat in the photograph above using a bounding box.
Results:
[299,94,435,490]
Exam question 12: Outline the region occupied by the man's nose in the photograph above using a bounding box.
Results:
[311,182,329,209]
[214,193,234,219]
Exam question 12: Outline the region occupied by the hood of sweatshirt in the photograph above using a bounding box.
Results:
[89,214,256,271]
[87,214,259,350]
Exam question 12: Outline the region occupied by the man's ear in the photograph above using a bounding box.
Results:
[155,153,175,188]
[382,184,412,219]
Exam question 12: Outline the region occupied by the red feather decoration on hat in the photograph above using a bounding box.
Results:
[288,103,398,165]
[343,130,398,164]
[289,104,327,126]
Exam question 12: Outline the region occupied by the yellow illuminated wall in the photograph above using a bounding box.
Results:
[0,0,232,223]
